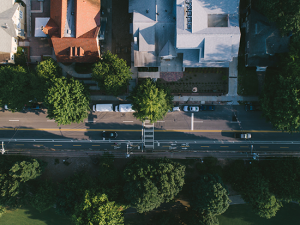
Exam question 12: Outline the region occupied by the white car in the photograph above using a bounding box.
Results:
[172,107,180,112]
[183,106,199,112]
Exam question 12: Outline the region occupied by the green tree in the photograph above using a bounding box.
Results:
[254,0,300,37]
[190,174,230,216]
[36,58,62,80]
[127,79,173,123]
[98,153,123,201]
[30,180,56,212]
[72,190,124,225]
[260,73,300,132]
[0,66,32,111]
[261,158,300,202]
[9,159,42,182]
[56,172,97,215]
[242,166,282,219]
[91,51,132,96]
[45,77,90,125]
[0,157,43,207]
[123,157,185,213]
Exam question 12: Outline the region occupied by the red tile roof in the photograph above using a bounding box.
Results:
[44,0,101,63]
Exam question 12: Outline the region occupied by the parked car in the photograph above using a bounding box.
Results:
[200,105,215,111]
[245,104,260,111]
[24,103,42,111]
[234,133,251,139]
[172,106,181,112]
[183,106,199,112]
[102,131,118,139]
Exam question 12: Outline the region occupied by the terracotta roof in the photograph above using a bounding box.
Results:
[45,0,101,63]
[51,29,100,63]
[76,0,101,38]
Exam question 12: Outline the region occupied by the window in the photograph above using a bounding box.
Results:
[19,10,23,19]
[11,54,14,60]
[14,38,17,43]
[14,47,17,51]
[246,20,249,33]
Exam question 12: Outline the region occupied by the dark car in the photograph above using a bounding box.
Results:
[245,104,260,111]
[200,105,215,111]
[102,131,118,139]
[24,103,42,111]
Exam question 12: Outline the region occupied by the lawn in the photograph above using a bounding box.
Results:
[0,205,73,225]
[218,203,300,225]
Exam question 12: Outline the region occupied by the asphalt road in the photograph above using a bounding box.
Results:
[1,105,300,153]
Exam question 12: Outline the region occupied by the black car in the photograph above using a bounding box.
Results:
[244,104,260,111]
[102,131,118,139]
[200,105,215,111]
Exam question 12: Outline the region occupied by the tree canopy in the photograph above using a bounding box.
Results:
[127,79,173,123]
[36,58,62,80]
[0,66,33,111]
[190,174,230,216]
[254,0,300,38]
[241,166,282,219]
[0,157,43,207]
[123,157,185,213]
[72,190,124,225]
[92,51,132,96]
[45,77,90,125]
[260,74,300,132]
[30,179,56,213]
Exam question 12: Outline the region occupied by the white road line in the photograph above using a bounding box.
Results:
[47,120,55,122]
[194,121,203,123]
[84,121,95,123]
[9,120,19,122]
[191,113,194,130]
[123,121,133,122]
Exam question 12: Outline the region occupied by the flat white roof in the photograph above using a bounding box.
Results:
[35,17,50,37]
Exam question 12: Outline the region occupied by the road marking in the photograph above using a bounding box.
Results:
[92,145,100,146]
[191,113,194,130]
[54,145,62,146]
[220,146,229,147]
[47,120,55,122]
[73,145,81,146]
[0,128,287,133]
[280,147,289,149]
[240,146,248,148]
[194,121,203,123]
[201,146,210,147]
[123,121,133,122]
[260,146,269,148]
[9,120,19,121]
[85,121,95,123]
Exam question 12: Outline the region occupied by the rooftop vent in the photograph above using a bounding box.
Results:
[70,47,84,57]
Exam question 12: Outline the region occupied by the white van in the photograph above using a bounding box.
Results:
[115,104,135,112]
[93,104,113,112]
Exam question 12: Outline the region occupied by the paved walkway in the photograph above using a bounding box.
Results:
[229,195,246,205]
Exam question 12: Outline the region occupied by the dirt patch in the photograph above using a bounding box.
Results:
[36,156,100,183]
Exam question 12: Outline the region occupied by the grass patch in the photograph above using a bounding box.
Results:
[218,203,300,225]
[74,63,93,74]
[0,205,73,225]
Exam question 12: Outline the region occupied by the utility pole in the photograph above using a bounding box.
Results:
[1,142,5,155]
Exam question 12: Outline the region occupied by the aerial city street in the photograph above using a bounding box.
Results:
[0,0,300,224]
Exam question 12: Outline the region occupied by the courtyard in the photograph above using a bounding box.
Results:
[159,68,228,95]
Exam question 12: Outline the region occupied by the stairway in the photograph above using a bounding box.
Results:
[143,120,154,150]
